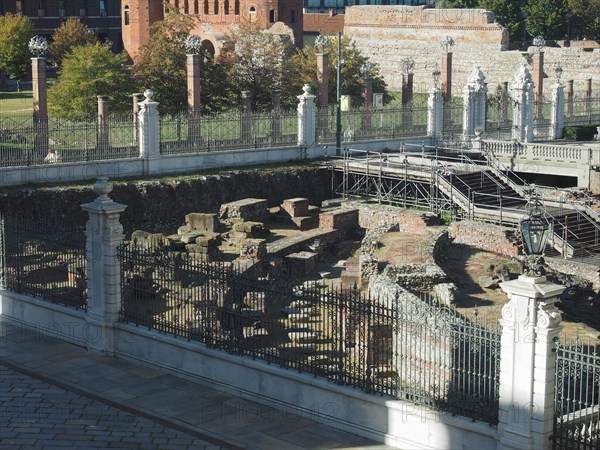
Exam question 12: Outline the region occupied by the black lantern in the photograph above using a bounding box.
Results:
[520,186,550,255]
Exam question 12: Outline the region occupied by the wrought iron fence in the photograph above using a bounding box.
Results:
[442,96,463,134]
[485,93,514,140]
[159,109,298,154]
[553,338,600,450]
[118,244,501,424]
[564,93,600,127]
[1,214,87,310]
[0,113,139,167]
[315,102,428,144]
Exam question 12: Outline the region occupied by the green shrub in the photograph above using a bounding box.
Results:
[564,125,599,141]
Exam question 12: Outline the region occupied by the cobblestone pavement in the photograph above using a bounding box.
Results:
[0,365,222,450]
[0,323,392,450]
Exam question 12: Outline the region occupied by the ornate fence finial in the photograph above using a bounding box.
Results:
[360,62,375,79]
[93,177,113,203]
[401,57,415,75]
[315,34,331,52]
[533,36,546,52]
[28,36,48,57]
[185,35,203,55]
[440,36,455,53]
[432,63,441,89]
[143,89,154,101]
[554,64,563,82]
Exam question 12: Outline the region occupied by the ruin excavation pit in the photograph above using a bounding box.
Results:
[1,168,598,349]
[122,195,600,345]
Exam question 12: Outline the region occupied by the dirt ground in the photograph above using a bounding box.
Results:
[216,215,598,344]
[375,229,600,344]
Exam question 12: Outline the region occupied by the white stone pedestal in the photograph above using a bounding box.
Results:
[498,274,564,450]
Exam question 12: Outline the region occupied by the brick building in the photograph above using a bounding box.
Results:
[1,0,123,53]
[122,0,304,60]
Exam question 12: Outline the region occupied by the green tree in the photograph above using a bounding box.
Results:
[219,27,292,110]
[478,0,522,40]
[569,0,600,40]
[286,35,389,108]
[132,7,193,114]
[49,18,97,67]
[0,13,34,80]
[48,43,134,120]
[524,0,569,39]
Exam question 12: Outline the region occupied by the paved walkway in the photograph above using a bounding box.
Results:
[0,322,391,450]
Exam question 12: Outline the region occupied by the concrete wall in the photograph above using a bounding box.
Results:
[0,137,431,188]
[0,291,88,347]
[0,291,498,449]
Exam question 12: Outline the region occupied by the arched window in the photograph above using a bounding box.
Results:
[249,6,256,22]
[214,0,219,14]
[224,0,229,15]
[290,9,296,23]
[194,0,198,14]
[234,0,240,15]
[184,0,188,14]
[204,0,209,14]
[269,9,275,23]
[124,5,130,25]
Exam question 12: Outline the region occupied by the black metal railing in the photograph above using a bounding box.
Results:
[564,93,600,127]
[315,102,428,145]
[553,338,600,449]
[0,113,139,167]
[118,244,501,424]
[159,109,298,154]
[1,214,87,310]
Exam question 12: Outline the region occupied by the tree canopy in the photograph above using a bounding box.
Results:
[524,0,569,39]
[0,14,34,80]
[436,0,599,42]
[218,26,292,110]
[132,7,193,114]
[286,35,390,108]
[48,43,134,120]
[49,18,98,67]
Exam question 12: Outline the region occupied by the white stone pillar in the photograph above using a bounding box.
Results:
[512,65,535,143]
[498,272,564,450]
[81,178,126,355]
[549,83,565,140]
[427,88,443,138]
[138,89,160,175]
[462,66,487,141]
[297,84,316,147]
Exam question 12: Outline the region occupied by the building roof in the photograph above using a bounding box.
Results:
[303,12,345,35]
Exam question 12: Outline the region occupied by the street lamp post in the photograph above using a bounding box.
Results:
[335,32,343,157]
[520,185,551,257]
[566,12,573,47]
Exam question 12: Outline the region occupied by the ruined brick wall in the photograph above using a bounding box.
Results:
[341,200,439,234]
[545,258,600,292]
[448,220,521,257]
[345,6,600,93]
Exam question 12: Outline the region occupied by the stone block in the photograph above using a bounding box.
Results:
[433,283,458,308]
[319,208,359,232]
[219,198,269,222]
[181,232,203,244]
[291,215,319,231]
[308,205,320,216]
[240,238,267,260]
[285,251,318,277]
[131,230,169,249]
[282,198,309,218]
[185,213,219,232]
[233,221,264,234]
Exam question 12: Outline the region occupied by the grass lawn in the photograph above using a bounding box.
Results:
[0,91,33,117]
